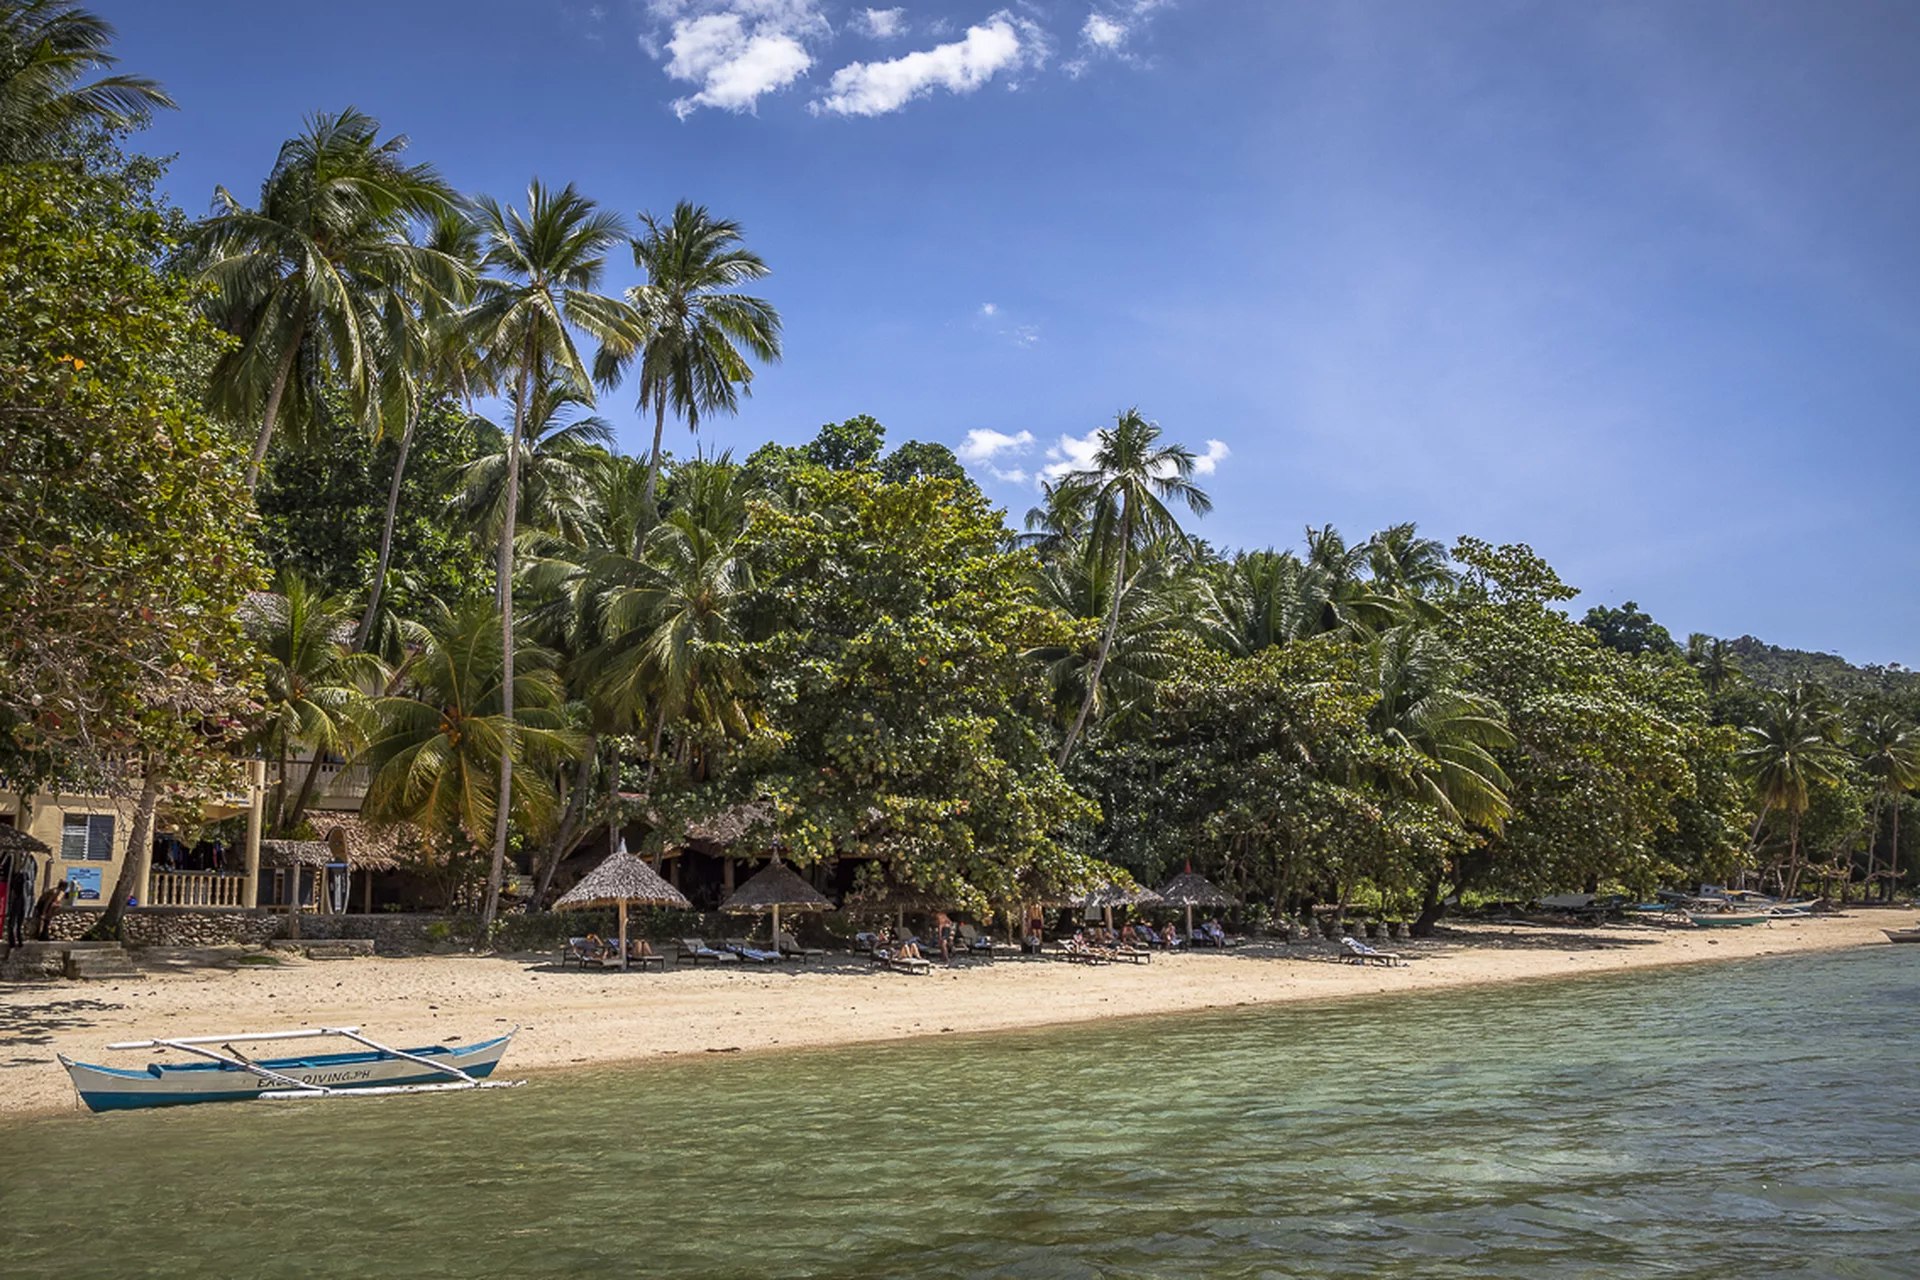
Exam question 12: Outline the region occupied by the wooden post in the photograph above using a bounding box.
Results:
[362,871,373,914]
[242,761,264,910]
[723,858,735,897]
[617,900,629,971]
[772,903,781,949]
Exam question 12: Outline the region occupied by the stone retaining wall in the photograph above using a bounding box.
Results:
[281,913,457,951]
[122,909,279,948]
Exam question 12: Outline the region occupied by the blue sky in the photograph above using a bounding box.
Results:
[107,1,1920,666]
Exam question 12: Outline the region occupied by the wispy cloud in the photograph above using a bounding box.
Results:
[979,301,998,316]
[1065,0,1171,77]
[958,427,1035,462]
[973,300,1040,346]
[852,6,907,39]
[643,0,827,118]
[812,10,1049,117]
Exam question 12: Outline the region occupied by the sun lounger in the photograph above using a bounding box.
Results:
[562,936,610,968]
[679,937,740,965]
[869,947,932,974]
[724,937,781,963]
[1112,944,1152,964]
[1340,935,1403,967]
[956,924,1007,959]
[777,931,825,962]
[616,939,665,970]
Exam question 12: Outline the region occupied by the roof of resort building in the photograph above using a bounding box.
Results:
[552,849,690,911]
[257,839,336,868]
[309,815,410,871]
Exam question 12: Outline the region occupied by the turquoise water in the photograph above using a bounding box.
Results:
[5,949,1917,1278]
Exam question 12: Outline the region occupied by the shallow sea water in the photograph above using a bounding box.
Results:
[4,948,1916,1279]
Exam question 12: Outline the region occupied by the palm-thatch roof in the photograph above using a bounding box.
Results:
[553,850,691,911]
[0,825,51,857]
[1157,872,1233,908]
[1083,882,1165,909]
[721,860,835,913]
[310,815,409,872]
[259,839,335,868]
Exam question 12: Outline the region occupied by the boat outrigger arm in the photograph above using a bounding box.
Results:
[87,1027,523,1101]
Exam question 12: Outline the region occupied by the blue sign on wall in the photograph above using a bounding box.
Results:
[66,865,103,901]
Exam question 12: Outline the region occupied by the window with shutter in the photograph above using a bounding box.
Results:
[60,813,115,860]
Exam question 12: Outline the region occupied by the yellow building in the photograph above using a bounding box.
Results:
[1,761,267,911]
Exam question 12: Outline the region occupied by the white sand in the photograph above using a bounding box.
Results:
[4,912,1910,1118]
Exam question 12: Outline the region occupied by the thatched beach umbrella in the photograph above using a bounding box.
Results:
[1082,882,1164,932]
[721,859,834,947]
[1157,870,1233,938]
[0,826,51,859]
[553,842,692,970]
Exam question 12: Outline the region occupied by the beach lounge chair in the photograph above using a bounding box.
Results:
[724,937,781,963]
[562,936,611,968]
[777,931,825,962]
[853,931,879,954]
[619,939,666,970]
[955,924,1005,959]
[679,937,740,965]
[1340,935,1403,967]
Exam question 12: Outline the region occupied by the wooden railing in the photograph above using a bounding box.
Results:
[147,871,247,909]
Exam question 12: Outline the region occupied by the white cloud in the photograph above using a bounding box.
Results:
[812,11,1048,117]
[979,301,998,316]
[1083,13,1126,49]
[853,6,906,38]
[644,0,827,117]
[1065,0,1170,76]
[1040,428,1102,483]
[958,427,1034,463]
[1191,437,1230,476]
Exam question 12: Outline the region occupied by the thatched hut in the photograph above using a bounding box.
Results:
[720,859,834,945]
[553,845,691,970]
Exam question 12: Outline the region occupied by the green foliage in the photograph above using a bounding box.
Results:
[0,160,261,787]
[0,1,172,164]
[668,467,1099,911]
[1582,600,1679,657]
[254,396,492,611]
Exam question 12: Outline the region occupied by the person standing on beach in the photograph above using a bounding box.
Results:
[4,861,29,946]
[32,880,66,940]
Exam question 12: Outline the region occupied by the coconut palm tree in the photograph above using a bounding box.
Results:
[0,1,172,163]
[1855,711,1920,900]
[1366,523,1455,599]
[1053,408,1211,766]
[462,179,626,929]
[249,573,385,833]
[1300,524,1399,638]
[1686,633,1741,698]
[357,599,582,855]
[1215,548,1313,654]
[1367,625,1514,830]
[593,202,782,510]
[1738,684,1847,895]
[451,374,615,550]
[1030,540,1195,734]
[354,209,481,652]
[191,108,459,489]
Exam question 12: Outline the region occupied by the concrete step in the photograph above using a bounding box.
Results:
[64,944,140,980]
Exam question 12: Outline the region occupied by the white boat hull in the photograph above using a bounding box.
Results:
[59,1032,514,1112]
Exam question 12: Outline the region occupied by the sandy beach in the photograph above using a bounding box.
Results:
[3,912,1910,1118]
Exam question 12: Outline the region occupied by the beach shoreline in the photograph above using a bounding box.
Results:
[3,912,1910,1119]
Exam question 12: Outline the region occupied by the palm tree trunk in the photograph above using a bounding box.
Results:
[481,349,534,933]
[354,400,419,652]
[1057,508,1132,768]
[245,316,307,491]
[1891,799,1903,902]
[533,740,596,907]
[1864,792,1882,902]
[101,764,164,932]
[282,750,327,835]
[643,394,668,512]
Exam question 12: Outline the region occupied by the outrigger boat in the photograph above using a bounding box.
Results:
[57,1026,520,1113]
[1885,929,1920,944]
